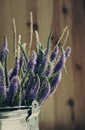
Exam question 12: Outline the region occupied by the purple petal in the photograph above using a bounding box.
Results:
[9,57,19,80]
[46,61,56,76]
[50,44,59,61]
[40,49,49,74]
[29,75,40,100]
[28,51,37,73]
[50,71,62,96]
[37,78,50,104]
[7,76,19,105]
[0,36,9,62]
[54,51,66,72]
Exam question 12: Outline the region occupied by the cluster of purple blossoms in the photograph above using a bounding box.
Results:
[0,28,71,107]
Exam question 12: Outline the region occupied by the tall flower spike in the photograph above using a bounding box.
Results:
[50,44,59,61]
[46,62,54,77]
[36,47,44,73]
[29,74,40,100]
[37,77,50,104]
[7,76,19,106]
[28,51,37,73]
[54,49,66,73]
[9,57,19,80]
[0,36,8,63]
[49,71,61,96]
[40,49,49,75]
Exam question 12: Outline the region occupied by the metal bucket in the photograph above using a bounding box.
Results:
[0,100,40,130]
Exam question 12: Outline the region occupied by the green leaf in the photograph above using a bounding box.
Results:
[21,70,29,89]
[19,43,28,63]
[0,62,5,86]
[47,28,54,52]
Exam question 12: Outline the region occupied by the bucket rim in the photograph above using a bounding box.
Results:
[0,106,30,112]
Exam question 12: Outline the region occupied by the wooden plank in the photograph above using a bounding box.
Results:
[71,0,85,129]
[53,0,75,130]
[37,0,53,47]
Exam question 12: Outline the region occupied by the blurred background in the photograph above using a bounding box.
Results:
[0,0,85,130]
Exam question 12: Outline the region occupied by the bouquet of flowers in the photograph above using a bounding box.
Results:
[0,13,71,107]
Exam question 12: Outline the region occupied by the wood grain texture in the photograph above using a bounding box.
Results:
[52,0,75,130]
[0,0,27,69]
[71,0,85,129]
[0,0,85,130]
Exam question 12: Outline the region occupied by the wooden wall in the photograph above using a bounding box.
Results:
[0,0,85,130]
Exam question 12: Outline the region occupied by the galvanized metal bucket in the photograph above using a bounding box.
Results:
[0,100,40,130]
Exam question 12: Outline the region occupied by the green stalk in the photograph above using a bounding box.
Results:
[60,45,67,74]
[49,71,58,82]
[4,54,9,87]
[21,70,29,89]
[19,43,28,63]
[47,28,54,52]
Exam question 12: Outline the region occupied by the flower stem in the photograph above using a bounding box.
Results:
[19,43,28,63]
[4,54,9,87]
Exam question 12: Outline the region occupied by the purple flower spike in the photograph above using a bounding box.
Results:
[46,59,57,77]
[26,74,36,96]
[50,71,61,96]
[54,50,66,72]
[29,75,40,100]
[46,63,51,76]
[37,77,50,104]
[0,36,9,62]
[28,51,37,73]
[0,85,7,106]
[36,48,43,69]
[9,76,19,96]
[0,86,7,100]
[50,44,59,61]
[9,57,19,80]
[3,85,7,98]
[8,76,19,105]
